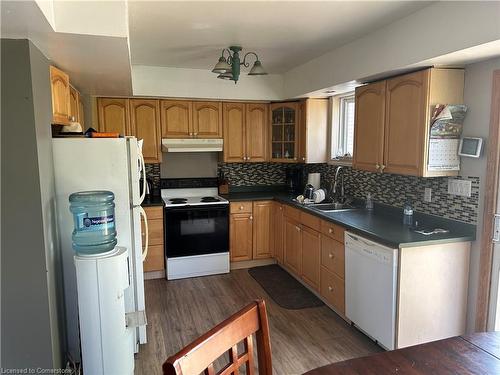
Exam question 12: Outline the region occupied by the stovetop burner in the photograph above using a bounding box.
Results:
[169,198,188,204]
[200,196,220,202]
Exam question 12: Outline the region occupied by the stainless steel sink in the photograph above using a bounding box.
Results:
[309,202,359,212]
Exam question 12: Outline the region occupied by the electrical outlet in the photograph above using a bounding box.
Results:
[448,179,472,197]
[424,188,432,202]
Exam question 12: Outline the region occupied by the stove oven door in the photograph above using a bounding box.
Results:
[164,205,229,258]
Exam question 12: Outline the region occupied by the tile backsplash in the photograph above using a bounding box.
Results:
[145,163,161,189]
[218,162,480,224]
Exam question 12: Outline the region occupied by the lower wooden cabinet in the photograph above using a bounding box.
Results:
[301,225,321,291]
[320,266,345,315]
[230,213,253,262]
[142,206,165,272]
[252,201,273,259]
[273,203,284,264]
[230,200,273,262]
[284,216,302,275]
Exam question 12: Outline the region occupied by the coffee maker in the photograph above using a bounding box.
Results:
[285,165,305,195]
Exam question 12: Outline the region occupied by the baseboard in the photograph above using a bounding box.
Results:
[144,270,166,280]
[231,258,276,270]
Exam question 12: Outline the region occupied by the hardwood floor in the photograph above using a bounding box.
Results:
[134,269,381,375]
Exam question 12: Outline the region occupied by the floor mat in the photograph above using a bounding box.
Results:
[248,264,324,309]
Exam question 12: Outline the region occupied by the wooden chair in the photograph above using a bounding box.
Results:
[162,299,272,375]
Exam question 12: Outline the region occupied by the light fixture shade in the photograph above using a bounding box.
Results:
[212,56,231,74]
[248,60,267,76]
[217,71,234,80]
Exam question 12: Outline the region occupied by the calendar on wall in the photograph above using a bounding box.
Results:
[427,104,467,172]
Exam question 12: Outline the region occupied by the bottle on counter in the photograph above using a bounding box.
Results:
[365,193,374,210]
[403,200,414,226]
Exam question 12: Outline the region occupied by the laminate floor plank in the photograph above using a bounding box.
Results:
[135,269,381,375]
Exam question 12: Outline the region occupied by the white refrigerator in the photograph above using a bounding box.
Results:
[53,137,149,361]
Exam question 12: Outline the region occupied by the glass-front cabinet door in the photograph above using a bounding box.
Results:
[270,102,299,162]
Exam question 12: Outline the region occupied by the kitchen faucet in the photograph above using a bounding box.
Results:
[332,166,345,202]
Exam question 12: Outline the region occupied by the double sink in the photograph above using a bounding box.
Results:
[307,202,360,213]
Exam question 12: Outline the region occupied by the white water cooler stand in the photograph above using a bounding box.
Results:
[75,247,135,375]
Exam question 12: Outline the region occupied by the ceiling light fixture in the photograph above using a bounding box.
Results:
[212,46,267,84]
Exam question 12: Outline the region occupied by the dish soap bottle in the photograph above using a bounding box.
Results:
[403,200,414,226]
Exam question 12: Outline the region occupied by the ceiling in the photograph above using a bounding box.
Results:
[128,1,432,73]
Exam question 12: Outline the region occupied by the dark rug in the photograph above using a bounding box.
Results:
[248,265,324,309]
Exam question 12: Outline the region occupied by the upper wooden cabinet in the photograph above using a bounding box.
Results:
[270,102,299,162]
[223,102,246,162]
[78,95,85,129]
[192,101,223,138]
[161,100,223,139]
[160,100,192,138]
[353,68,464,177]
[97,98,130,135]
[69,85,85,128]
[298,99,329,163]
[246,103,268,162]
[353,81,386,173]
[50,66,71,125]
[130,99,161,163]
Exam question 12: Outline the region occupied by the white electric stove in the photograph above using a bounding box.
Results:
[161,187,229,280]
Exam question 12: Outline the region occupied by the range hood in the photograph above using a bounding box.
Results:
[161,138,223,153]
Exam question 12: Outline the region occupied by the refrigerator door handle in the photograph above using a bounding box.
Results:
[139,206,149,261]
[138,145,147,205]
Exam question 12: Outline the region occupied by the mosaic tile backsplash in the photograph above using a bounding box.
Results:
[218,162,480,224]
[218,162,287,186]
[145,163,161,189]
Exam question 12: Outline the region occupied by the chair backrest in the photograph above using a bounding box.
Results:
[163,299,272,375]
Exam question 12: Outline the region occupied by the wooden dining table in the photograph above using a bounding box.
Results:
[304,332,500,374]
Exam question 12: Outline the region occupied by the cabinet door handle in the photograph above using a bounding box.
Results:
[328,253,334,259]
[249,216,253,220]
[381,165,386,171]
[328,286,333,292]
[293,157,297,161]
[194,132,198,136]
[375,164,380,170]
[247,156,251,161]
[302,157,306,161]
[239,206,244,210]
[279,207,283,211]
[189,132,193,136]
[295,226,301,232]
[328,228,333,234]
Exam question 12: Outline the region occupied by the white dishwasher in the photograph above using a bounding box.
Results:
[345,231,398,350]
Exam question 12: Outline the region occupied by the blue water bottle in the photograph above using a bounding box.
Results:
[69,191,117,255]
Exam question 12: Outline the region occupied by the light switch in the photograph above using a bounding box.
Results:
[448,179,472,197]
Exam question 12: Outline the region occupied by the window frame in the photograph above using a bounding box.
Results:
[329,92,355,166]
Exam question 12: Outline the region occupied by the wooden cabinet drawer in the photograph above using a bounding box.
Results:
[321,236,345,279]
[230,201,253,214]
[144,206,163,220]
[142,218,163,246]
[300,211,321,231]
[320,266,345,315]
[143,244,165,272]
[321,220,345,243]
[284,205,301,221]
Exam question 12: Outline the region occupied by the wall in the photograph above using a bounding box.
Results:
[160,152,218,178]
[132,65,284,100]
[284,1,500,98]
[460,57,500,331]
[1,39,64,369]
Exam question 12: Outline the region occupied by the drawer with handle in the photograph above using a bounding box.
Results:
[230,201,253,214]
[320,266,345,315]
[321,235,345,279]
[321,220,345,243]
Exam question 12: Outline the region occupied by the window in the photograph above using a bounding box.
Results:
[330,93,355,163]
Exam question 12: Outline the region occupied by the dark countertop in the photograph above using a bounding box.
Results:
[221,191,476,248]
[141,195,164,207]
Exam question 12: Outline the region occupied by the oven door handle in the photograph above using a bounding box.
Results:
[139,206,149,262]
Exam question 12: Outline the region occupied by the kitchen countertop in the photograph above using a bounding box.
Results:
[141,194,164,207]
[221,190,476,248]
